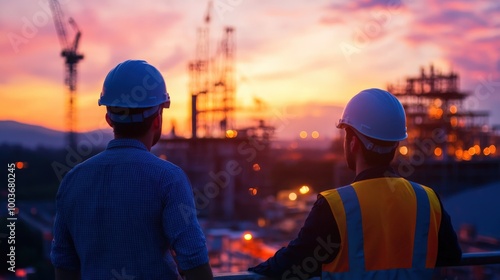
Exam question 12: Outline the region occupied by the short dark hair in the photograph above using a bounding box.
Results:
[107,106,159,138]
[345,127,397,166]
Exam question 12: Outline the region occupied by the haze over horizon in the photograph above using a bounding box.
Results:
[1,0,499,139]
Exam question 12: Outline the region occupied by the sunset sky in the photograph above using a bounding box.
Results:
[1,0,499,139]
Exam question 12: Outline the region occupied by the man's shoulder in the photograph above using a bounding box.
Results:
[68,148,183,176]
[407,180,439,195]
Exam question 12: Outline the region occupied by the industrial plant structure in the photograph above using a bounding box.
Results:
[388,65,498,162]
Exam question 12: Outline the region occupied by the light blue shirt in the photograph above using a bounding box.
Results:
[51,139,208,279]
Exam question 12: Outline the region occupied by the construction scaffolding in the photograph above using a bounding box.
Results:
[388,65,497,161]
[189,2,236,139]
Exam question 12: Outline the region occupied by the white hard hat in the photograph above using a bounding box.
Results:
[337,88,407,142]
[98,60,170,108]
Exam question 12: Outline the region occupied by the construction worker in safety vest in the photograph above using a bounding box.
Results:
[51,60,213,280]
[249,88,462,279]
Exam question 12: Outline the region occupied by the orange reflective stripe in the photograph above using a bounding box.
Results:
[353,178,416,270]
[423,186,441,268]
[320,189,350,272]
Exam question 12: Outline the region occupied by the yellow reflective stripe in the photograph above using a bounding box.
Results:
[321,178,442,273]
[320,189,350,272]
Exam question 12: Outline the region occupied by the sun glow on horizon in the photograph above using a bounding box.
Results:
[1,1,498,139]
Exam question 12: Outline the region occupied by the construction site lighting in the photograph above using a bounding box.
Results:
[434,147,443,157]
[450,117,458,127]
[299,185,310,194]
[248,188,258,196]
[463,152,472,161]
[225,129,238,138]
[243,233,253,241]
[489,145,496,154]
[450,105,458,114]
[474,145,481,155]
[252,163,261,171]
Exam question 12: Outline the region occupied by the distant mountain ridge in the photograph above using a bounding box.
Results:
[0,120,113,149]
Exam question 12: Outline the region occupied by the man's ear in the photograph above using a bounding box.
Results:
[351,135,361,152]
[105,113,113,128]
[152,113,161,129]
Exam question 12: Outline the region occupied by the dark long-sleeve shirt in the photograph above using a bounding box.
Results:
[249,166,462,279]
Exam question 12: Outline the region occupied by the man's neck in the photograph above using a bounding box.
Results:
[114,134,153,151]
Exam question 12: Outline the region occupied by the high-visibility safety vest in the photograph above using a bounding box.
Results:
[320,178,442,280]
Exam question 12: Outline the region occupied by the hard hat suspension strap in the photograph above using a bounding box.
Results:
[107,105,160,123]
[351,128,398,154]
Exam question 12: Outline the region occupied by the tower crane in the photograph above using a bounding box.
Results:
[49,0,84,149]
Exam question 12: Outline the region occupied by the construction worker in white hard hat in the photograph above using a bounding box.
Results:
[51,60,213,280]
[249,88,461,279]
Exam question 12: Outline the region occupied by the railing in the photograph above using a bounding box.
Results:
[452,251,500,266]
[213,251,500,279]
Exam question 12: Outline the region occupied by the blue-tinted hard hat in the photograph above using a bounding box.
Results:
[337,88,407,142]
[98,60,170,108]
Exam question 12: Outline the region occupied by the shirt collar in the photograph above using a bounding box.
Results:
[353,165,399,183]
[106,138,149,151]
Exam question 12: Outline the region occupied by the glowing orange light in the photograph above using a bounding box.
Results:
[299,185,310,194]
[437,108,443,117]
[252,163,261,171]
[225,129,238,138]
[289,192,297,201]
[468,147,475,156]
[311,131,319,139]
[450,117,458,127]
[484,147,491,156]
[463,152,472,161]
[299,131,307,139]
[449,105,457,114]
[399,146,408,155]
[474,145,481,155]
[243,233,253,241]
[455,149,463,159]
[16,162,24,169]
[248,188,258,196]
[490,145,496,154]
[434,147,442,157]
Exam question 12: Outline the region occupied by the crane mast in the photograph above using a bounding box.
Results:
[49,0,84,149]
